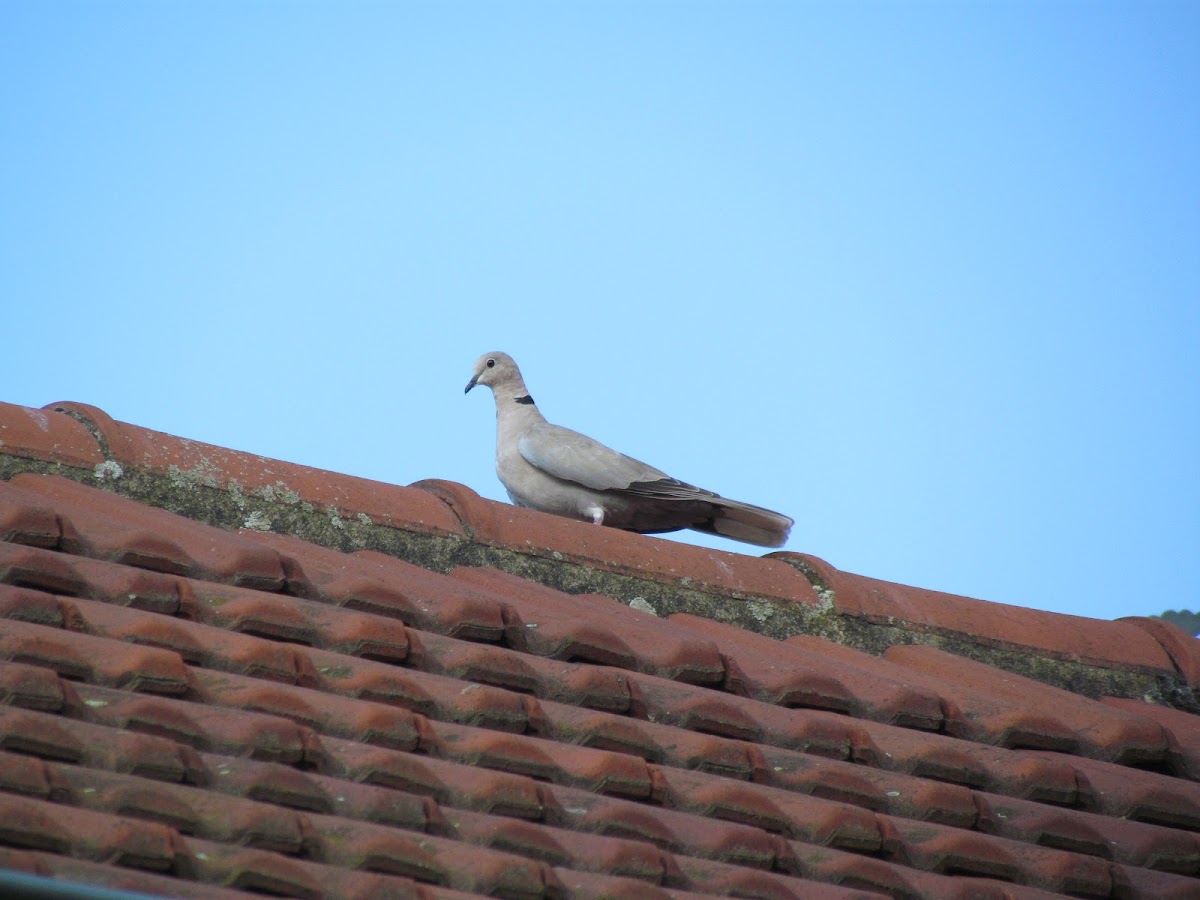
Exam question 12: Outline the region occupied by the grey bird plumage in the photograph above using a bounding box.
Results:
[465,352,793,548]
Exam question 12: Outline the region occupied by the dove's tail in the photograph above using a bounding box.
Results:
[694,498,793,548]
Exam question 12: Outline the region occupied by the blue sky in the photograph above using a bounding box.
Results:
[3,2,1197,623]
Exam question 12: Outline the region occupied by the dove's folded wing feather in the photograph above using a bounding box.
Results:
[518,422,672,492]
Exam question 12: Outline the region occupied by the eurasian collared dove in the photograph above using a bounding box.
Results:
[465,352,793,547]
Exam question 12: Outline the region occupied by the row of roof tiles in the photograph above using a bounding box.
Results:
[0,470,1197,896]
[3,617,1198,897]
[2,399,1197,688]
[2,474,1198,777]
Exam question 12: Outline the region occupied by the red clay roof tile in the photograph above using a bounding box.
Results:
[0,660,64,711]
[1,704,206,782]
[247,532,507,640]
[48,402,466,540]
[0,746,49,797]
[422,719,656,799]
[848,725,1083,804]
[650,766,882,853]
[625,666,1091,805]
[0,584,64,627]
[448,811,667,882]
[0,481,63,549]
[3,400,1199,899]
[70,683,322,765]
[883,644,1170,764]
[669,853,882,899]
[0,608,191,693]
[877,816,1112,895]
[308,813,554,895]
[181,578,412,663]
[405,628,633,713]
[532,699,756,779]
[1109,863,1200,899]
[1025,752,1200,830]
[754,743,979,827]
[325,738,546,819]
[539,781,786,867]
[787,842,1067,900]
[0,402,106,470]
[0,792,180,871]
[38,403,131,463]
[302,645,527,730]
[191,667,424,750]
[0,847,252,898]
[49,759,309,852]
[626,672,780,743]
[784,552,1179,674]
[200,751,366,816]
[0,540,182,613]
[0,542,85,596]
[181,838,428,899]
[973,790,1200,873]
[545,868,688,899]
[1119,615,1200,687]
[53,592,302,680]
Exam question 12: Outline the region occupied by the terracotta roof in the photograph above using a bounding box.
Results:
[0,398,1198,899]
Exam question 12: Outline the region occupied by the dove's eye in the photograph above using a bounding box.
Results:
[486,358,496,368]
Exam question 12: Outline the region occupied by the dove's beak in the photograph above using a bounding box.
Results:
[464,375,478,394]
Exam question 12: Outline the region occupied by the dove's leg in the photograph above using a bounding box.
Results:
[585,506,605,526]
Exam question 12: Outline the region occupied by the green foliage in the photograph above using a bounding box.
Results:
[1155,609,1200,636]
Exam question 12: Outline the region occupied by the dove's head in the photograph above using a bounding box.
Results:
[465,351,522,395]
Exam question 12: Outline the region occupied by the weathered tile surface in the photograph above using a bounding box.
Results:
[1,400,1197,898]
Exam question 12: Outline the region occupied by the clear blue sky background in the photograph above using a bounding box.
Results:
[3,2,1197,623]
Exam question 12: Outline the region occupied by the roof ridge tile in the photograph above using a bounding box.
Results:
[1118,615,1200,688]
[37,404,466,540]
[774,551,1179,676]
[413,476,821,603]
[41,402,126,461]
[0,401,106,470]
[669,613,946,729]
